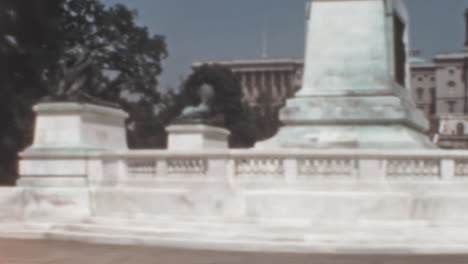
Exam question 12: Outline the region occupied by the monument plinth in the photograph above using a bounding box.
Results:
[18,102,129,187]
[29,102,128,150]
[166,124,230,150]
[258,0,433,149]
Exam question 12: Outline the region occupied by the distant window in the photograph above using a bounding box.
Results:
[416,87,424,100]
[457,123,465,136]
[430,88,436,100]
[418,77,423,81]
[430,77,435,81]
[447,101,457,113]
[448,81,457,95]
[449,69,455,74]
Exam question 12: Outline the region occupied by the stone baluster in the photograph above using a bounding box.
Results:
[117,158,128,185]
[226,158,236,182]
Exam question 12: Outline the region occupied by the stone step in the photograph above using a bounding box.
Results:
[83,216,468,233]
[50,219,468,245]
[3,220,468,254]
[5,225,468,255]
[52,223,306,243]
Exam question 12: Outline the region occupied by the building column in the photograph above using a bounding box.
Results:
[271,71,278,99]
[253,71,260,99]
[279,71,286,98]
[241,72,248,99]
[260,71,266,96]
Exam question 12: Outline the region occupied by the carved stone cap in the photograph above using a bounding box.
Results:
[166,124,230,136]
[33,102,129,119]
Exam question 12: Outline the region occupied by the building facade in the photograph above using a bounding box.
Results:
[410,50,468,148]
[192,58,303,110]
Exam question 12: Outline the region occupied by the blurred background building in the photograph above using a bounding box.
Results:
[409,9,468,149]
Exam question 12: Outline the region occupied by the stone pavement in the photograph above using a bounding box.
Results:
[1,239,468,264]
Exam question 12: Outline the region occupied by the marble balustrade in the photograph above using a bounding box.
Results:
[95,149,468,184]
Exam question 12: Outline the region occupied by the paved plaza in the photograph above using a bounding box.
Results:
[0,239,467,264]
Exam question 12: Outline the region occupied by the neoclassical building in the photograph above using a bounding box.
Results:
[395,9,468,149]
[192,58,303,110]
[410,51,468,148]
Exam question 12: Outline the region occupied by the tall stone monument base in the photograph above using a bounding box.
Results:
[258,0,434,149]
[257,89,434,149]
[259,124,434,149]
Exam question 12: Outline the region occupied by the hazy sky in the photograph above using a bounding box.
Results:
[102,0,468,89]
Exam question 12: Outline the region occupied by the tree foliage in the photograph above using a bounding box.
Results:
[48,0,167,103]
[183,65,242,123]
[0,0,168,184]
[181,65,256,148]
[250,91,282,142]
[51,0,168,149]
[0,0,62,185]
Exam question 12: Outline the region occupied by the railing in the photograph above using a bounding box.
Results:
[99,149,468,182]
[235,158,284,178]
[386,158,440,179]
[298,157,357,178]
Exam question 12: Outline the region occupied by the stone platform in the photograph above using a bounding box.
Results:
[2,154,468,256]
[2,215,468,255]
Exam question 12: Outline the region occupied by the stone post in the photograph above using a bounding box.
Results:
[18,102,129,187]
[166,124,230,150]
[358,159,385,180]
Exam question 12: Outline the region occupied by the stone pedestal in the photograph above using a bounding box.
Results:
[18,102,129,187]
[29,102,128,150]
[166,124,230,150]
[436,114,468,149]
[258,0,434,149]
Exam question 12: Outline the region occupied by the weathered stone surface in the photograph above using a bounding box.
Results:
[0,187,89,221]
[18,102,128,188]
[30,102,128,150]
[166,124,230,150]
[258,0,433,149]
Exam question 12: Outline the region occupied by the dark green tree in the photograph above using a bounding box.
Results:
[251,91,282,142]
[49,0,168,149]
[0,0,62,185]
[47,0,167,104]
[182,65,256,148]
[0,0,168,184]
